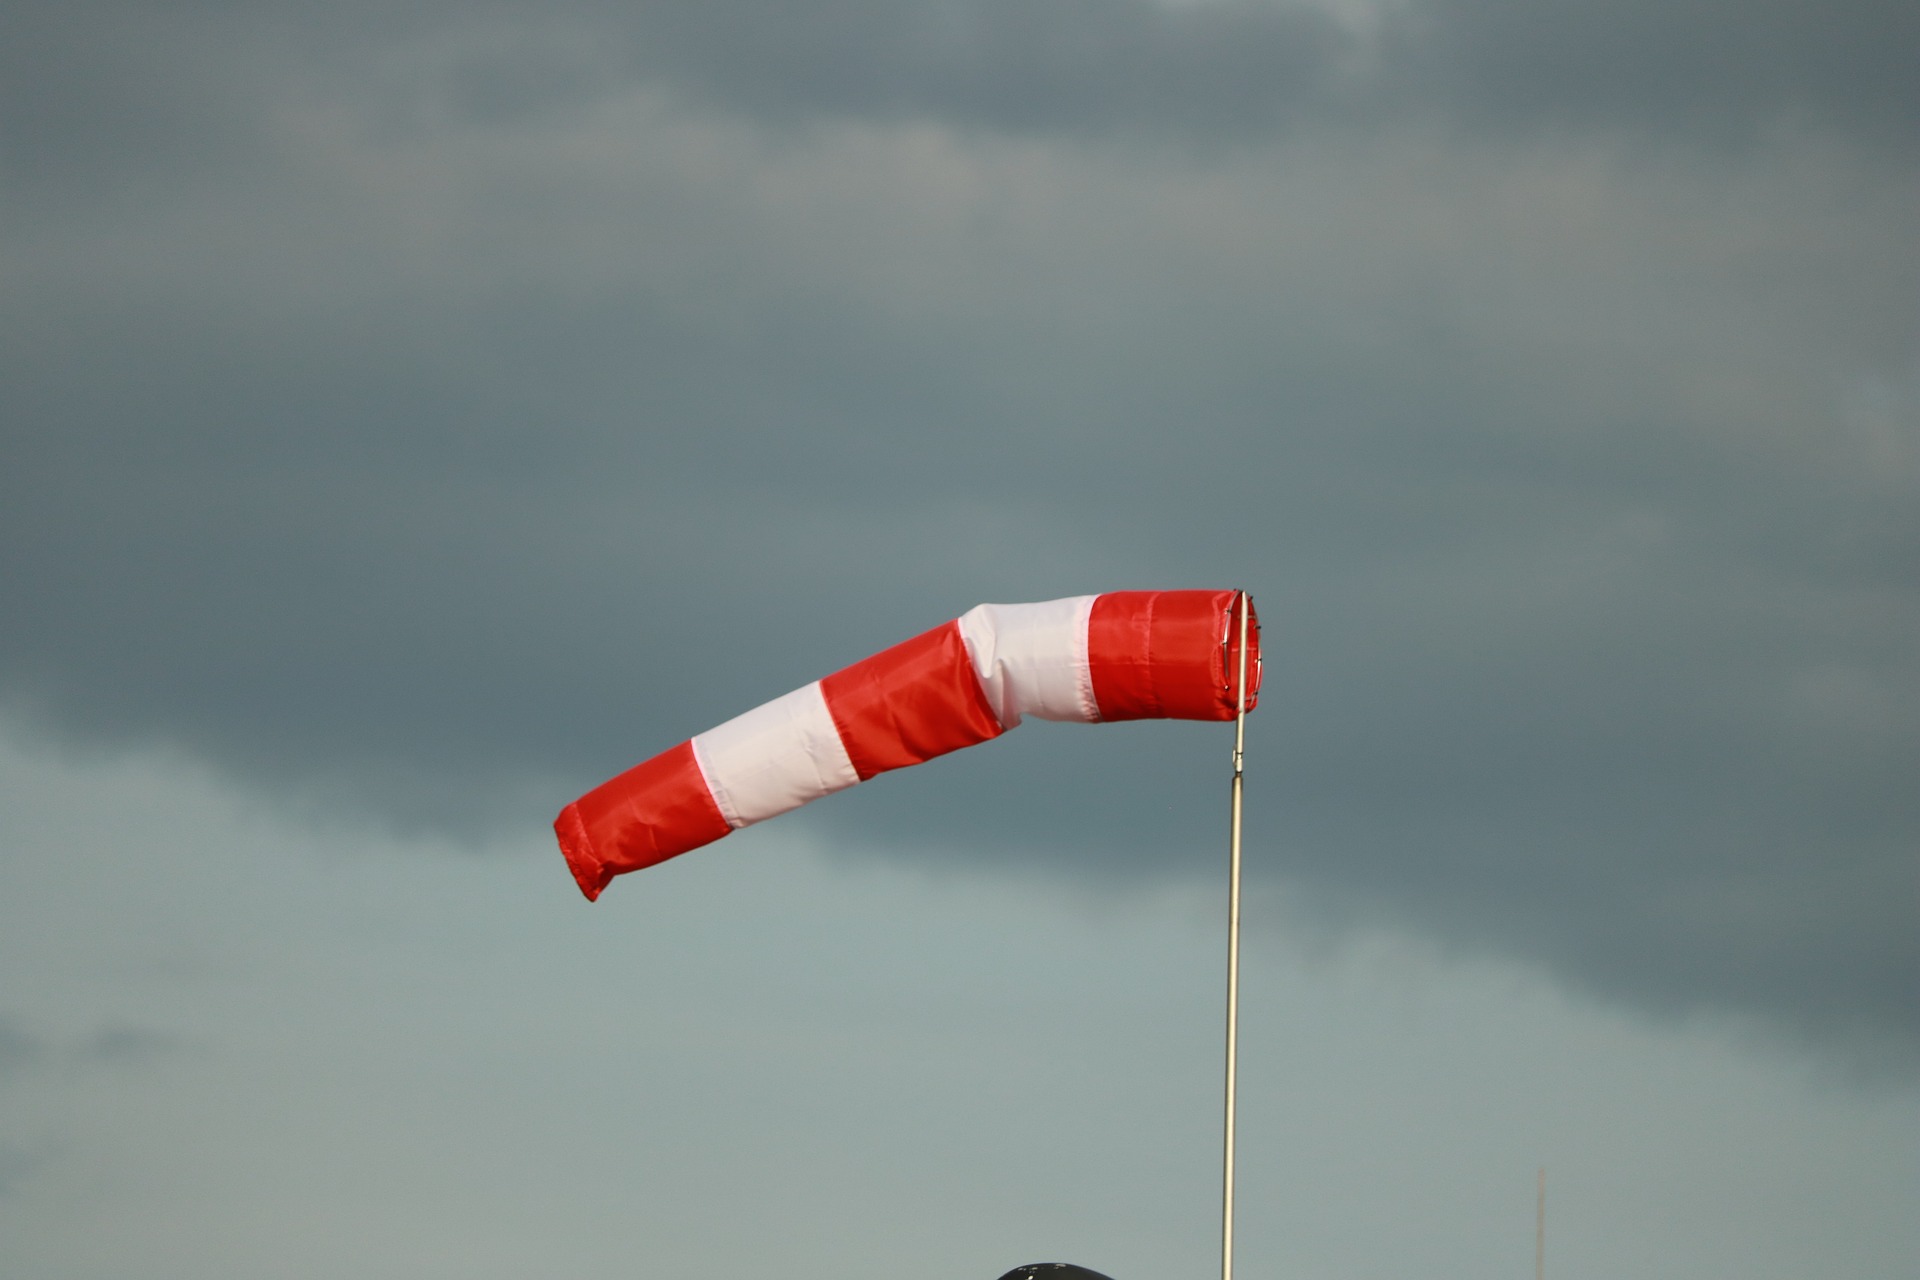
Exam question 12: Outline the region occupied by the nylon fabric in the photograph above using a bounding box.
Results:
[1088,590,1259,721]
[955,596,1099,728]
[557,740,730,901]
[820,620,1002,780]
[693,681,860,828]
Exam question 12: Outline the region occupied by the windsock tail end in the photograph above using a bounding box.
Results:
[554,803,612,902]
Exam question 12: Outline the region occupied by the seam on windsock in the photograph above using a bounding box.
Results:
[956,597,1100,728]
[691,736,733,836]
[954,605,1010,731]
[1070,593,1098,723]
[686,735,739,830]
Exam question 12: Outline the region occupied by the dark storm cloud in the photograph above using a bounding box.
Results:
[10,1,1346,173]
[599,0,1358,138]
[599,0,1920,145]
[1388,0,1920,145]
[4,0,1913,177]
[1,0,1914,1067]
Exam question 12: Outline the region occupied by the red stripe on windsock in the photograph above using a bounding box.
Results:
[554,739,731,900]
[1088,590,1260,721]
[821,619,1003,780]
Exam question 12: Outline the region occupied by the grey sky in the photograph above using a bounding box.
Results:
[0,2,1915,1275]
[1,729,1915,1278]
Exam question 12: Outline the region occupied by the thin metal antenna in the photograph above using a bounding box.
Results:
[1536,1167,1547,1280]
[1222,590,1252,1280]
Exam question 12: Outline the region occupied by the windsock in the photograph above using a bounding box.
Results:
[555,590,1259,900]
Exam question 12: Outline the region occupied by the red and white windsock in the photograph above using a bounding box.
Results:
[555,590,1260,900]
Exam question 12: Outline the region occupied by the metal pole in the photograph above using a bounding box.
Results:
[1222,591,1251,1280]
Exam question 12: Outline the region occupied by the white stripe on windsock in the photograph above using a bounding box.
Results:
[955,595,1099,729]
[692,681,860,830]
